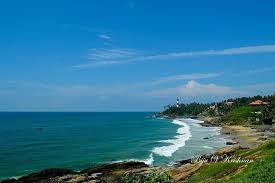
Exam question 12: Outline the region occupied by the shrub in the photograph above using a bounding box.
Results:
[116,170,173,183]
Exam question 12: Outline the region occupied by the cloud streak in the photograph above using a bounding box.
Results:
[88,48,137,60]
[73,44,275,69]
[98,34,112,40]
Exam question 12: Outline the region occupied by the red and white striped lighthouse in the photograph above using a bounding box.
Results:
[176,98,180,108]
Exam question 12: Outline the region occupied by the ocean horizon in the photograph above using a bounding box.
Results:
[0,112,226,180]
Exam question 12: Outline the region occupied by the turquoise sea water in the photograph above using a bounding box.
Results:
[0,112,226,180]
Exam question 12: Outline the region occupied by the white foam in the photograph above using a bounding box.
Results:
[143,153,154,165]
[114,153,154,165]
[152,119,192,157]
[2,175,22,181]
[208,127,222,136]
[183,118,204,123]
[203,146,213,149]
[91,173,102,178]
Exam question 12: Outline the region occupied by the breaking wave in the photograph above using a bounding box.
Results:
[152,119,192,157]
[115,153,154,165]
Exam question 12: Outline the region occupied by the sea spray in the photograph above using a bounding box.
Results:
[152,119,192,157]
[114,153,154,165]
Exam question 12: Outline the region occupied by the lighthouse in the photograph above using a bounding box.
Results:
[176,98,180,108]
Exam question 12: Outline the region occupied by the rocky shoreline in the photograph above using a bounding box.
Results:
[2,117,274,183]
[1,162,153,183]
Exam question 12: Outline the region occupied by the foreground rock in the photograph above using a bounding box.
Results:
[0,162,149,183]
[81,161,148,175]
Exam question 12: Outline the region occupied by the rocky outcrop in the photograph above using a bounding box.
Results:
[16,168,74,183]
[81,161,148,175]
[80,162,149,183]
[0,162,149,183]
[226,141,238,145]
[0,179,17,183]
[169,162,202,182]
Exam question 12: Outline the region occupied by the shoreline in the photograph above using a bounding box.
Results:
[1,117,274,183]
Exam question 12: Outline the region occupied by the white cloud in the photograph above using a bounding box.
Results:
[73,61,121,69]
[88,48,138,60]
[98,34,112,40]
[146,45,275,60]
[73,44,275,69]
[236,67,275,75]
[2,80,274,110]
[52,80,233,99]
[73,48,139,69]
[178,80,233,96]
[146,80,235,97]
[152,73,221,84]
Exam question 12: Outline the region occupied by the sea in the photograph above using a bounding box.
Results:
[0,112,226,180]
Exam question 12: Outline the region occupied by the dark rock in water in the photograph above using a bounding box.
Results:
[81,161,148,175]
[17,168,74,183]
[203,137,209,139]
[226,142,238,145]
[0,179,17,183]
[176,159,192,166]
[224,132,231,135]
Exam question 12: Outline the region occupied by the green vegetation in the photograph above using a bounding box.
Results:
[163,102,211,116]
[222,106,261,125]
[116,170,173,183]
[233,140,275,159]
[225,155,275,183]
[187,162,242,183]
[186,140,275,183]
[161,94,275,125]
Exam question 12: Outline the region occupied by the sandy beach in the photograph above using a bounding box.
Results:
[221,125,274,147]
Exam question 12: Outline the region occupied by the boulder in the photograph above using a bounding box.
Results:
[226,142,238,145]
[17,168,74,182]
[81,161,148,175]
[0,179,17,183]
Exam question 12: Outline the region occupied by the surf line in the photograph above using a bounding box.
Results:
[152,119,192,157]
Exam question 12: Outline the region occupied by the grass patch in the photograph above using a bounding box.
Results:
[187,163,242,183]
[224,154,275,183]
[186,141,275,183]
[234,140,275,158]
[116,170,173,183]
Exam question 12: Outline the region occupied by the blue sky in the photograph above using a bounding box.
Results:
[0,0,275,111]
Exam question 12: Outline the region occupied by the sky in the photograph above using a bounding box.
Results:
[0,0,275,111]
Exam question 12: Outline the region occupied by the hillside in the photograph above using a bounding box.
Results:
[185,140,275,183]
[161,94,275,125]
